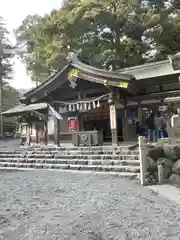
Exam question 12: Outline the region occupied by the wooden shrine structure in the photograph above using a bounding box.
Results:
[3,52,180,146]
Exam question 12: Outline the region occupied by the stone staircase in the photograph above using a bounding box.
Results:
[0,145,140,179]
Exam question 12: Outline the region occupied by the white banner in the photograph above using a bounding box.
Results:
[110,105,117,129]
[48,117,54,135]
[49,105,63,120]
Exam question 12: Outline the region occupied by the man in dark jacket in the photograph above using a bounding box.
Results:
[145,112,156,144]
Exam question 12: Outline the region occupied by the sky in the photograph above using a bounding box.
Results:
[0,0,63,89]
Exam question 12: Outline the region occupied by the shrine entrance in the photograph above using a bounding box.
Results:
[82,114,123,142]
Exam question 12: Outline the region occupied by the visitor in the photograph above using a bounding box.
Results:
[154,112,166,139]
[171,109,179,127]
[145,112,156,144]
[163,113,170,137]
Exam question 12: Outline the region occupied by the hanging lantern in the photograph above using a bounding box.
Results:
[93,101,96,108]
[88,102,91,111]
[97,100,100,108]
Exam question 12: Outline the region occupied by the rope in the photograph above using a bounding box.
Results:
[52,93,110,105]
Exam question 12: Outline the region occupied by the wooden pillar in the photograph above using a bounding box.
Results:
[76,112,80,131]
[36,125,38,144]
[44,110,48,145]
[109,103,118,146]
[44,122,48,145]
[78,113,83,131]
[26,123,31,146]
[54,104,60,146]
[138,102,142,124]
[122,98,128,141]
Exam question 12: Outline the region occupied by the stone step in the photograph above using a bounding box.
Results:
[0,162,140,173]
[53,151,140,155]
[0,167,139,179]
[0,150,140,156]
[0,154,139,160]
[0,158,140,166]
[54,155,139,160]
[27,146,138,151]
[21,146,139,152]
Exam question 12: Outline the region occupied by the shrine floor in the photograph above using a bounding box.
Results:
[28,141,138,149]
[0,170,180,239]
[0,139,138,151]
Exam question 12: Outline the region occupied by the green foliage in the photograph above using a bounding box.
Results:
[15,0,180,83]
[3,81,20,111]
[0,17,14,79]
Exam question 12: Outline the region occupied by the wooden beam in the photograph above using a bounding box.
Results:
[51,88,109,101]
[138,102,142,124]
[122,98,128,141]
[129,90,180,102]
[36,125,38,144]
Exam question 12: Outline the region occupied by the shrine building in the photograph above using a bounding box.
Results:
[3,52,180,146]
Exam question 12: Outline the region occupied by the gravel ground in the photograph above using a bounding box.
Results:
[0,171,180,240]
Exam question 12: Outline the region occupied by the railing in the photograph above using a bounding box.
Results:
[138,136,148,186]
[138,136,164,186]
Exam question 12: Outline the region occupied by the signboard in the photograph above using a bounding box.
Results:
[79,72,129,89]
[159,105,168,111]
[48,116,54,135]
[119,82,128,88]
[110,105,117,129]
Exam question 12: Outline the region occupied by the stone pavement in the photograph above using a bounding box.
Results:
[0,139,20,149]
[148,184,180,205]
[0,170,180,239]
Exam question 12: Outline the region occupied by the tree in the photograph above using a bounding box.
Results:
[0,17,14,79]
[15,0,180,83]
[138,0,180,61]
[0,16,16,136]
[3,81,20,109]
[1,81,20,134]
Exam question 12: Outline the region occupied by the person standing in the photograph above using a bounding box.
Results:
[154,112,166,139]
[171,109,179,128]
[145,112,156,144]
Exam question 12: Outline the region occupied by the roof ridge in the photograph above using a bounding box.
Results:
[117,60,170,72]
[23,64,70,98]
